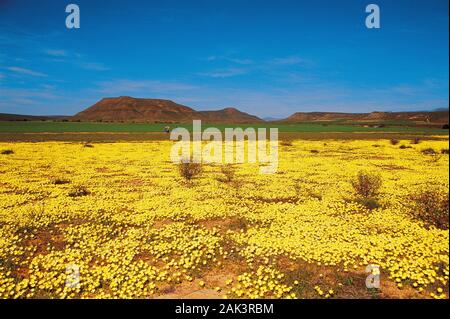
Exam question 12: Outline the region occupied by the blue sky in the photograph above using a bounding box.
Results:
[0,0,448,117]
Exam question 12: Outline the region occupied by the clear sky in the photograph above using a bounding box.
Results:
[0,0,448,117]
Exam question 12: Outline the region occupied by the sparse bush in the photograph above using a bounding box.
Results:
[83,143,94,148]
[421,148,437,155]
[411,138,421,145]
[178,160,202,181]
[441,148,449,155]
[51,178,71,185]
[310,149,319,154]
[409,188,449,230]
[1,149,14,155]
[390,139,399,145]
[280,141,293,147]
[220,164,236,183]
[442,124,449,130]
[352,171,382,198]
[68,185,90,197]
[399,145,412,149]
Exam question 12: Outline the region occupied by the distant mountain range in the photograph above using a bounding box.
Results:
[279,110,449,124]
[0,113,68,121]
[1,96,448,125]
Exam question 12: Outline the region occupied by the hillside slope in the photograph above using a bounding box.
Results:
[72,97,263,123]
[281,110,449,124]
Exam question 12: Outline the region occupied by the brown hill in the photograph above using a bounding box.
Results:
[198,107,264,124]
[281,110,449,124]
[72,97,198,123]
[72,97,263,123]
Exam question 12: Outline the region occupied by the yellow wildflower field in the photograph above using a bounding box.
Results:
[0,138,448,299]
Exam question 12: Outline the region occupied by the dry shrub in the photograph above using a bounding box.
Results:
[421,148,437,155]
[441,148,449,155]
[83,143,94,148]
[411,138,421,144]
[68,185,90,197]
[220,164,236,183]
[51,178,71,185]
[409,188,449,230]
[280,141,293,147]
[1,149,14,155]
[390,139,399,145]
[399,145,412,149]
[421,149,442,163]
[310,149,319,154]
[178,160,202,181]
[351,171,382,198]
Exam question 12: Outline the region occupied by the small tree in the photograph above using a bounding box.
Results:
[352,171,382,198]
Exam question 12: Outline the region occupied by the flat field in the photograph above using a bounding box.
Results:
[0,138,448,299]
[0,121,447,134]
